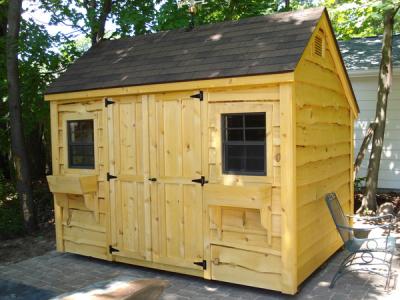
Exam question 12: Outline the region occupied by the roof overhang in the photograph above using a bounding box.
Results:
[44,72,295,101]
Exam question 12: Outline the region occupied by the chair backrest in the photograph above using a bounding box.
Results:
[325,193,354,243]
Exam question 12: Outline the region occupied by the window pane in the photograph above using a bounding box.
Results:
[245,129,265,141]
[245,114,265,128]
[226,115,243,128]
[246,158,265,172]
[246,145,264,159]
[221,113,266,176]
[226,145,245,158]
[69,120,94,144]
[246,145,265,173]
[226,156,243,171]
[70,145,94,167]
[227,129,243,141]
[68,119,95,169]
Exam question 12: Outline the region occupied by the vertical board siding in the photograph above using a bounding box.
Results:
[294,18,353,285]
[110,97,150,261]
[151,93,204,270]
[351,75,400,189]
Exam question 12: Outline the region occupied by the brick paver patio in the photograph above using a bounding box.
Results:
[0,248,399,300]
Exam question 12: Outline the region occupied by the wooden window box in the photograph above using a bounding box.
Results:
[47,175,99,222]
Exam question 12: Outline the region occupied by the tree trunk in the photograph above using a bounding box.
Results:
[354,122,377,179]
[359,3,400,213]
[84,0,112,46]
[6,0,37,232]
[96,0,112,43]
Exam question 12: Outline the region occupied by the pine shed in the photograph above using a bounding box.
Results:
[46,7,359,294]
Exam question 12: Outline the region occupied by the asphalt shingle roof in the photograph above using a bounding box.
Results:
[339,35,400,71]
[46,7,325,95]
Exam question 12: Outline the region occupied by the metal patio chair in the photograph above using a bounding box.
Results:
[325,192,396,290]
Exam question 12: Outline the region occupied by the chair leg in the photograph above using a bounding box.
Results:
[330,252,355,289]
[385,252,393,291]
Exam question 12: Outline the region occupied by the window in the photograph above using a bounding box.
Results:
[67,120,95,169]
[222,113,266,175]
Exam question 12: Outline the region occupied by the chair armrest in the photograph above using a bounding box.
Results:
[346,214,394,222]
[337,223,391,232]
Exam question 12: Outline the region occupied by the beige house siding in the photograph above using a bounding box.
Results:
[351,70,400,189]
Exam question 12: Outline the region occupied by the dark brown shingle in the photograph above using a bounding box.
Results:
[46,7,325,94]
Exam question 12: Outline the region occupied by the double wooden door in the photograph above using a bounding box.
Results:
[108,94,204,270]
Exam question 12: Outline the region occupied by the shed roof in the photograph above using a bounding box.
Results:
[46,7,325,95]
[339,35,400,71]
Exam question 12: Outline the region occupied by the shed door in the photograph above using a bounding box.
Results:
[108,97,151,261]
[150,93,204,270]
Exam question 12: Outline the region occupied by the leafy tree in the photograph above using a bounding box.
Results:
[6,0,37,232]
[319,0,400,39]
[154,1,327,31]
[359,0,400,212]
[40,0,158,45]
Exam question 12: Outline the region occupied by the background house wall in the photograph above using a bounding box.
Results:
[340,36,400,190]
[350,71,400,190]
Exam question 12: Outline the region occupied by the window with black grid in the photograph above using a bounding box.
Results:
[67,120,95,169]
[222,112,266,175]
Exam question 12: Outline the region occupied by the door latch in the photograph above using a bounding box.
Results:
[193,260,207,270]
[191,176,208,186]
[107,173,118,181]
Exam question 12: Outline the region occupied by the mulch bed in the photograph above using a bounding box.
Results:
[354,191,400,214]
[0,224,55,266]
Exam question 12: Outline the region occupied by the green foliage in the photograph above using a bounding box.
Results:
[355,177,366,193]
[110,0,158,37]
[154,0,316,31]
[0,174,23,239]
[0,2,83,178]
[32,180,53,225]
[154,0,400,39]
[40,0,158,40]
[320,0,400,39]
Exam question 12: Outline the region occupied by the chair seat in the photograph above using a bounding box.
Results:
[345,236,396,253]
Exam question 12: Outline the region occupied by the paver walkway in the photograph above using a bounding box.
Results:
[0,249,399,300]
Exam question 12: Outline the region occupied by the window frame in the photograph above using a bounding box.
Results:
[67,119,95,169]
[61,112,98,175]
[221,112,267,176]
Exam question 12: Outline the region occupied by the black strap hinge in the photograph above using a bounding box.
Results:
[190,91,203,101]
[105,98,115,107]
[107,172,118,181]
[109,245,119,254]
[191,176,208,186]
[194,260,207,270]
[148,177,157,182]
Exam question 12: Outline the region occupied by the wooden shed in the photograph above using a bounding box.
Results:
[46,7,359,294]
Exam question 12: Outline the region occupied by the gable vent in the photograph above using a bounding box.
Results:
[314,35,323,57]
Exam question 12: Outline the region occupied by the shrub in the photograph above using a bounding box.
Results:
[0,174,24,239]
